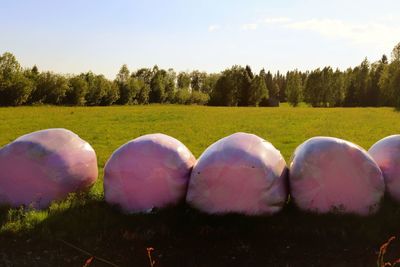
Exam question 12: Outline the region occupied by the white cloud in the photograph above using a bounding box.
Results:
[263,17,291,24]
[241,23,258,31]
[285,18,400,49]
[238,16,399,51]
[208,24,221,32]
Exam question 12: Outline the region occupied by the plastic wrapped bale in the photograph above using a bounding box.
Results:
[369,135,400,202]
[289,137,384,215]
[186,132,288,215]
[0,128,98,209]
[104,133,196,213]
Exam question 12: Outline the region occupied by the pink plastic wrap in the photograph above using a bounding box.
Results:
[104,133,196,213]
[0,128,98,209]
[186,132,288,215]
[369,135,400,202]
[289,137,384,215]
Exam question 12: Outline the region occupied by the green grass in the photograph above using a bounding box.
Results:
[1,104,400,266]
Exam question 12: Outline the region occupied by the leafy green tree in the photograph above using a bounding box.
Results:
[286,70,303,107]
[331,69,345,107]
[261,70,279,106]
[101,80,120,105]
[84,73,118,105]
[0,52,34,106]
[343,59,370,107]
[344,68,357,107]
[357,58,371,106]
[201,73,219,95]
[149,67,167,103]
[391,42,400,62]
[368,56,387,106]
[133,68,152,104]
[24,65,39,82]
[190,70,207,92]
[210,66,248,106]
[190,90,209,105]
[116,64,139,104]
[248,74,268,106]
[0,52,22,77]
[164,69,176,103]
[275,71,287,102]
[237,65,253,106]
[304,68,322,107]
[174,88,191,104]
[321,67,334,107]
[0,74,33,106]
[379,44,400,108]
[177,72,191,89]
[30,72,69,104]
[65,75,88,105]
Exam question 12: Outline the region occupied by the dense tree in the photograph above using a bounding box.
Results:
[190,70,206,92]
[84,73,118,106]
[174,88,191,104]
[275,71,287,102]
[133,68,152,104]
[30,72,69,104]
[304,69,322,107]
[344,68,357,107]
[190,90,209,105]
[100,80,119,105]
[149,67,167,103]
[261,70,279,106]
[164,69,176,103]
[379,44,400,108]
[286,71,303,107]
[210,66,247,106]
[65,75,88,105]
[392,43,400,62]
[304,67,344,107]
[116,65,140,104]
[177,72,191,90]
[357,58,371,106]
[367,57,387,107]
[331,69,345,107]
[248,74,268,106]
[0,73,33,106]
[237,65,253,106]
[0,52,34,106]
[201,73,219,95]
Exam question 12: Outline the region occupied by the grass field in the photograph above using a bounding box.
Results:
[1,104,400,266]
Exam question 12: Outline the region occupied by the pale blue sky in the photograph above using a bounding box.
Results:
[1,0,399,78]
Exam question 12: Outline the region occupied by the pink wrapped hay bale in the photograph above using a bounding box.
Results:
[186,132,288,215]
[289,137,384,216]
[0,128,98,209]
[104,133,196,213]
[369,135,400,202]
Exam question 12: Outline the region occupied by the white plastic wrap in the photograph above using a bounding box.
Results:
[104,133,196,213]
[0,128,98,209]
[369,135,400,202]
[289,137,384,215]
[186,132,288,215]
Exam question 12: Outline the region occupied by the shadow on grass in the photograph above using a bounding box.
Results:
[1,197,400,267]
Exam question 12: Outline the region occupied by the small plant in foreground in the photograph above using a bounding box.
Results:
[377,236,400,267]
[147,247,156,267]
[82,256,94,267]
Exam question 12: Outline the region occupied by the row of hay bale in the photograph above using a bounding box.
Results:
[0,128,399,216]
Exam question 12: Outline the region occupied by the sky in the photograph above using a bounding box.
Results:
[1,0,400,79]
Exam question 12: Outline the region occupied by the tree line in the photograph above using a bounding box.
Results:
[0,42,399,108]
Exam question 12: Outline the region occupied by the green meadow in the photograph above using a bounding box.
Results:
[1,104,400,266]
